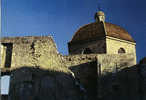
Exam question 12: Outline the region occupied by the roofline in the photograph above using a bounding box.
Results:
[0,36,54,43]
[69,23,95,42]
[106,36,136,45]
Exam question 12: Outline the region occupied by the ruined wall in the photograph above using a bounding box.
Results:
[68,38,106,54]
[64,54,96,67]
[106,37,136,63]
[7,67,82,100]
[1,36,142,100]
[63,53,137,99]
[97,53,136,74]
[98,65,141,100]
[0,36,65,71]
[96,61,146,100]
[96,56,145,100]
[1,36,84,100]
[63,54,98,100]
[64,53,136,75]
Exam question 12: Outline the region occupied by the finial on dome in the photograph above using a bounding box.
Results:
[94,11,105,23]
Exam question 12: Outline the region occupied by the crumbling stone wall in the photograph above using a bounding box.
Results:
[64,53,136,75]
[8,67,82,100]
[64,54,96,67]
[97,65,141,100]
[63,54,98,100]
[0,36,65,71]
[1,36,87,100]
[1,36,143,100]
[63,54,145,100]
[63,53,137,100]
[97,53,136,74]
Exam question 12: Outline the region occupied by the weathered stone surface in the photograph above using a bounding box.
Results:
[97,53,136,74]
[63,54,144,100]
[106,37,136,63]
[1,36,65,71]
[1,36,146,100]
[64,53,136,74]
[9,67,82,100]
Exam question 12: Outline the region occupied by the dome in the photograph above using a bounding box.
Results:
[69,22,135,43]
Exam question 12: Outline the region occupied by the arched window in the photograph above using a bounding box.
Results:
[82,48,93,54]
[118,48,126,54]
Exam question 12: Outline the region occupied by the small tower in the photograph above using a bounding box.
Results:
[94,11,105,23]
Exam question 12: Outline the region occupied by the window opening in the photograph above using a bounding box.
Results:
[2,43,13,68]
[118,48,126,54]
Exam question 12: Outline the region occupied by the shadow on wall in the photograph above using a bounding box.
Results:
[2,63,146,100]
[69,61,98,100]
[3,67,83,100]
[98,65,146,100]
[68,61,146,100]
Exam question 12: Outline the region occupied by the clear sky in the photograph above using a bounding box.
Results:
[1,0,146,62]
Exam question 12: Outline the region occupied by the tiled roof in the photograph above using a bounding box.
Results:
[105,22,135,42]
[70,22,135,43]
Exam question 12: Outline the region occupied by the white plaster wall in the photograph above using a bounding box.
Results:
[106,37,136,54]
[106,37,136,64]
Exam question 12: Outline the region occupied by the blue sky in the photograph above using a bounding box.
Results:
[1,0,146,62]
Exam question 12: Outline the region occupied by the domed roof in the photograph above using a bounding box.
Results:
[69,22,135,43]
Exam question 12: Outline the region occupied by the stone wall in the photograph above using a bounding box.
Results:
[63,54,98,100]
[96,62,146,100]
[106,37,136,62]
[63,54,97,67]
[97,53,136,74]
[6,67,82,100]
[0,36,85,100]
[63,54,144,100]
[98,65,141,100]
[0,36,65,71]
[64,53,136,74]
[1,36,143,100]
[63,53,136,99]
